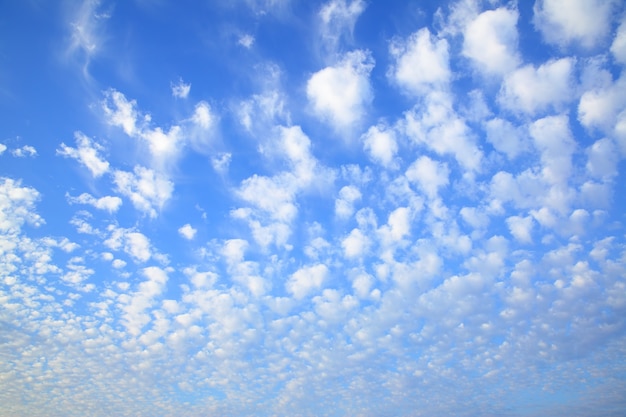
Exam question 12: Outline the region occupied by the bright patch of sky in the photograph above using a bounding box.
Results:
[1,1,626,416]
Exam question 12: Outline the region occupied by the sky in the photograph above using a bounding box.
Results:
[1,0,626,415]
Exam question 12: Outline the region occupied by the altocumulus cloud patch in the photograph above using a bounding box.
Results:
[1,1,626,416]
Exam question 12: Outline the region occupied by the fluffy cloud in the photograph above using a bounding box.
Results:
[335,185,361,219]
[57,132,110,177]
[67,192,122,213]
[389,28,450,95]
[405,155,449,199]
[499,58,575,114]
[171,78,191,98]
[307,50,374,130]
[113,166,174,218]
[612,18,626,65]
[463,7,520,75]
[533,0,618,49]
[178,224,197,240]
[11,145,37,158]
[484,117,528,159]
[286,263,328,299]
[0,178,43,234]
[403,92,483,171]
[362,124,398,168]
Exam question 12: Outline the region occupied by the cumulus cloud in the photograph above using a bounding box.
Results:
[286,263,328,299]
[335,185,362,219]
[0,178,44,234]
[171,78,191,98]
[178,224,197,240]
[533,0,618,49]
[463,7,520,75]
[498,58,575,114]
[11,145,37,158]
[403,92,483,171]
[113,166,174,218]
[307,50,374,130]
[57,132,110,177]
[362,124,398,168]
[406,155,449,199]
[389,28,450,95]
[66,192,122,213]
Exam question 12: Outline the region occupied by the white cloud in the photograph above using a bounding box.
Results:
[318,0,366,54]
[484,117,528,159]
[406,155,449,199]
[286,263,328,299]
[11,145,37,158]
[67,192,122,213]
[586,138,619,179]
[611,18,626,65]
[498,58,575,114]
[105,226,152,263]
[178,224,197,240]
[57,132,110,177]
[528,115,576,185]
[0,178,44,234]
[238,34,255,48]
[463,7,520,75]
[506,215,534,243]
[120,266,169,336]
[307,49,374,130]
[102,89,140,137]
[335,185,361,219]
[403,92,483,171]
[533,0,617,49]
[389,28,450,95]
[171,78,191,98]
[362,124,398,168]
[113,166,174,218]
[66,0,111,73]
[342,228,371,258]
[578,74,626,133]
[0,143,6,154]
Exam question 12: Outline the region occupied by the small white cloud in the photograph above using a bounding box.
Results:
[11,145,37,158]
[404,92,482,171]
[113,166,174,218]
[586,138,619,179]
[178,224,197,240]
[211,152,231,173]
[484,117,528,159]
[498,58,575,115]
[102,89,139,137]
[335,185,362,219]
[506,215,534,243]
[57,132,110,177]
[533,0,617,49]
[406,156,449,200]
[0,143,6,154]
[463,7,520,75]
[171,78,191,98]
[286,263,328,299]
[238,34,255,48]
[529,115,576,185]
[318,0,366,54]
[306,49,374,130]
[611,18,626,65]
[0,178,44,234]
[362,124,398,168]
[67,192,122,213]
[342,228,371,258]
[389,28,450,95]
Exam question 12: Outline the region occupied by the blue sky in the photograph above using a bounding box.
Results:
[1,0,626,415]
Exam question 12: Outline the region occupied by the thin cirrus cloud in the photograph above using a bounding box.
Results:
[1,1,626,417]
